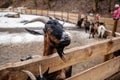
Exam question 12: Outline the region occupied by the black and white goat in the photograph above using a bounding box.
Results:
[97,22,106,38]
[89,21,106,38]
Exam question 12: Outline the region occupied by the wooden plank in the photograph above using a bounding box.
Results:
[66,56,120,80]
[68,19,78,24]
[105,30,120,37]
[99,18,114,25]
[37,10,42,15]
[25,9,31,14]
[0,8,3,11]
[69,13,78,17]
[105,71,120,80]
[31,9,37,14]
[69,16,78,20]
[106,24,120,32]
[42,10,48,16]
[0,37,120,80]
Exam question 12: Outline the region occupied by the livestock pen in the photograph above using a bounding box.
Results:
[0,8,120,80]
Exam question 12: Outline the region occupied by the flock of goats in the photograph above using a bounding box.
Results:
[77,16,106,39]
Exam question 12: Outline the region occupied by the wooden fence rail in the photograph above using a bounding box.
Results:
[0,36,120,80]
[0,8,119,24]
[0,8,120,32]
[66,56,120,80]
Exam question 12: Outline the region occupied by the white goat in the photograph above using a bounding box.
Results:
[97,23,106,38]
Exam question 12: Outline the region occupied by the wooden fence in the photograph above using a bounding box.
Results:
[0,8,120,80]
[0,8,120,31]
[0,36,120,80]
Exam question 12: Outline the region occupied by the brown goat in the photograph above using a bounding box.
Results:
[89,21,99,38]
[24,17,72,80]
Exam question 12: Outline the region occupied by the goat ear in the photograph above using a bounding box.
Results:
[43,67,49,78]
[25,28,45,35]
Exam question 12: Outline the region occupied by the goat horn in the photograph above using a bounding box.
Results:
[39,64,43,78]
[22,70,36,80]
[24,17,49,24]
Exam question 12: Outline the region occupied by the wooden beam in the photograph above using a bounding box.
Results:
[66,56,120,80]
[0,37,120,80]
[112,20,118,37]
[105,71,120,80]
[105,30,120,37]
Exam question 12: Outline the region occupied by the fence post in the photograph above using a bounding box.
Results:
[25,9,26,14]
[30,9,32,14]
[62,11,63,20]
[67,12,69,21]
[112,20,118,37]
[48,10,49,16]
[104,19,119,61]
[36,8,37,15]
[46,10,48,16]
[78,13,81,21]
[54,10,55,18]
[41,10,43,16]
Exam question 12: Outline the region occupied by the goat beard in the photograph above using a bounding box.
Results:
[56,40,71,60]
[56,46,65,60]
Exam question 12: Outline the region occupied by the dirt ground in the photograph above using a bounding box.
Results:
[0,27,106,77]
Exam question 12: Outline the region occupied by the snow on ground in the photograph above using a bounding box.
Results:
[0,11,76,44]
[0,12,75,28]
[0,32,44,44]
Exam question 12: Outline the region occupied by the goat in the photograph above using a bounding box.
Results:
[84,20,91,33]
[97,22,106,38]
[77,18,84,28]
[23,16,72,80]
[89,21,99,38]
[22,65,49,80]
[24,17,71,59]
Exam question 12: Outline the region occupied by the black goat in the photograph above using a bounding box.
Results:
[84,21,91,33]
[77,18,84,28]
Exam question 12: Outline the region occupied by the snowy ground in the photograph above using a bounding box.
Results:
[0,11,75,28]
[0,11,76,44]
